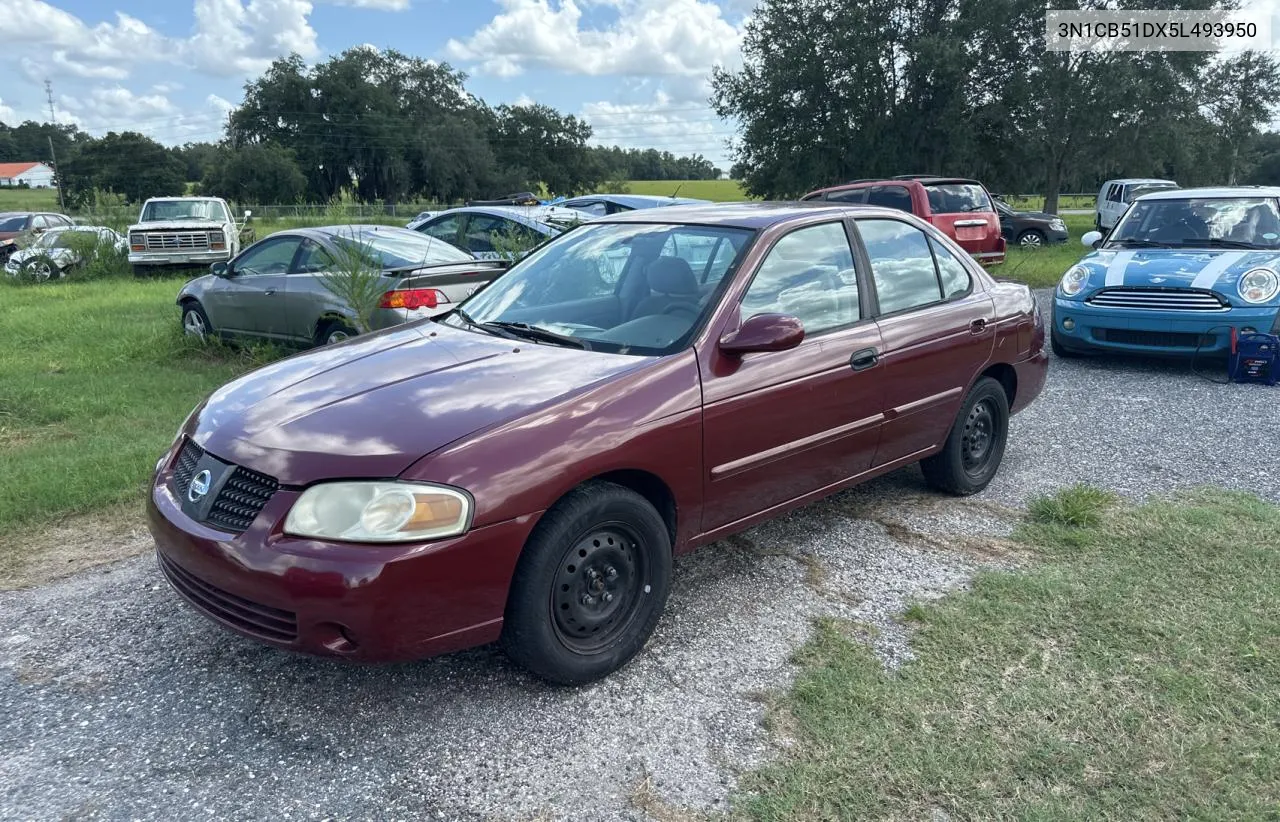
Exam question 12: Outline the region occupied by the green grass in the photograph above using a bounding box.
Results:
[999,211,1092,289]
[0,187,62,211]
[0,275,271,536]
[742,487,1280,820]
[624,179,753,201]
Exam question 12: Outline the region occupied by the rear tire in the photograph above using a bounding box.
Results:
[921,377,1009,496]
[501,481,672,685]
[316,320,358,346]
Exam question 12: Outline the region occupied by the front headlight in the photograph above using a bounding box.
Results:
[1050,219,1066,231]
[1059,264,1090,297]
[1239,268,1279,304]
[284,481,473,543]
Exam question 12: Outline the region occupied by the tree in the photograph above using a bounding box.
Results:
[1200,52,1280,185]
[491,104,598,194]
[202,143,307,204]
[173,142,222,184]
[59,132,185,206]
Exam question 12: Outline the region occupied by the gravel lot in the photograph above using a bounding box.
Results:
[3,290,1277,821]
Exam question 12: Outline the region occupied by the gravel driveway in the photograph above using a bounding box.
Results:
[3,291,1277,821]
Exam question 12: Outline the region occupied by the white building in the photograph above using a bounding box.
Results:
[0,162,56,188]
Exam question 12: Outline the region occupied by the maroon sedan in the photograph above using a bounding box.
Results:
[148,203,1047,684]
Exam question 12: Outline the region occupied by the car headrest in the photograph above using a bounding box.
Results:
[647,256,698,295]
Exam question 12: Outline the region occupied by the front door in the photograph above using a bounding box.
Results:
[852,218,995,466]
[700,220,885,533]
[205,236,302,339]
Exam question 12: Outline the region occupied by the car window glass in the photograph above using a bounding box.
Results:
[31,215,49,229]
[466,215,542,254]
[1108,185,1124,203]
[569,201,608,217]
[858,219,944,314]
[419,214,462,245]
[924,183,992,214]
[234,238,302,277]
[294,240,335,274]
[741,222,859,335]
[826,188,867,204]
[865,185,913,213]
[930,237,971,299]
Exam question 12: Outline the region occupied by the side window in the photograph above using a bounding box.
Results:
[858,219,943,314]
[31,215,49,230]
[570,201,608,217]
[930,237,971,299]
[1108,185,1124,203]
[464,216,541,254]
[419,214,463,246]
[294,240,335,274]
[234,238,302,277]
[827,188,867,204]
[865,185,913,213]
[740,222,859,335]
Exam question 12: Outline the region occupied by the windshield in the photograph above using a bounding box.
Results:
[1108,197,1280,249]
[1125,183,1177,203]
[140,200,229,223]
[333,228,472,268]
[442,222,754,356]
[925,183,993,213]
[0,215,27,232]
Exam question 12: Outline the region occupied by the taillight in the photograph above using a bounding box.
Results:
[208,230,225,250]
[379,288,447,310]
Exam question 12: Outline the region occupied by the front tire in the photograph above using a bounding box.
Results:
[1017,229,1046,247]
[18,255,59,283]
[181,301,212,339]
[501,481,673,685]
[920,377,1010,496]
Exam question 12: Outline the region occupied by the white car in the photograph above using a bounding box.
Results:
[405,210,439,231]
[410,205,593,259]
[1096,178,1178,232]
[127,196,251,273]
[5,225,126,280]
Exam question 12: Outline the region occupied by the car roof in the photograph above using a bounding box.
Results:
[562,194,711,208]
[427,205,591,228]
[281,224,434,241]
[1104,178,1177,186]
[591,201,902,229]
[1134,185,1280,200]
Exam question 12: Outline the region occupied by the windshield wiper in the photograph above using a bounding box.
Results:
[1107,238,1170,248]
[483,321,591,350]
[1192,237,1267,250]
[448,307,521,341]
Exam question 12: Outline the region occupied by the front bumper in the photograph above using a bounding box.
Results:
[1052,296,1280,355]
[147,465,537,662]
[1045,226,1069,244]
[130,251,230,267]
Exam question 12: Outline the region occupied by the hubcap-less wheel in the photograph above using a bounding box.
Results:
[326,329,350,344]
[1018,231,1044,247]
[961,398,996,475]
[183,310,207,338]
[552,525,644,652]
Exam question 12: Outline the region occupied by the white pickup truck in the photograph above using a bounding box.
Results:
[127,196,252,274]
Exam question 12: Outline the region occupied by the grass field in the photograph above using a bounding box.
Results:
[0,187,62,211]
[624,179,752,201]
[742,486,1280,819]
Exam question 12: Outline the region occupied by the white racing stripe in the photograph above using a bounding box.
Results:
[1190,252,1246,290]
[1104,251,1136,286]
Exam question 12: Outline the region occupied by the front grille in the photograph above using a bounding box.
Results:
[207,467,279,532]
[143,232,211,250]
[170,437,278,533]
[1086,287,1227,311]
[1094,328,1216,348]
[158,553,298,642]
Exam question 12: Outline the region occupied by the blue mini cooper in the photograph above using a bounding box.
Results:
[1052,187,1280,357]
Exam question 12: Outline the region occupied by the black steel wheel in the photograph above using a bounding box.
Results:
[920,376,1010,495]
[502,481,672,685]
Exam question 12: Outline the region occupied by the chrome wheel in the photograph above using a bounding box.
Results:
[326,329,350,344]
[1018,231,1044,247]
[183,309,207,338]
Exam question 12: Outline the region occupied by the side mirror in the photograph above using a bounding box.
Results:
[719,313,805,355]
[243,210,253,220]
[1081,230,1103,249]
[210,261,229,277]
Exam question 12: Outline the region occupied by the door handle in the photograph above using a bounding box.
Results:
[264,288,277,296]
[969,318,988,334]
[849,348,879,371]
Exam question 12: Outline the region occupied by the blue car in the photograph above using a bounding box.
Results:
[1053,187,1280,358]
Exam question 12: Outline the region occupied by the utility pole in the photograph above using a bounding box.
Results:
[44,79,66,211]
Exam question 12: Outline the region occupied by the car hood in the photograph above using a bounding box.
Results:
[130,220,229,231]
[189,322,650,486]
[1070,248,1280,305]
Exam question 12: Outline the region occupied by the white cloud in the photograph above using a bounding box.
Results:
[582,91,735,164]
[321,0,411,8]
[0,98,20,124]
[186,0,320,76]
[445,0,744,78]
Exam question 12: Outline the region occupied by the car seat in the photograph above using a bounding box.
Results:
[631,256,701,320]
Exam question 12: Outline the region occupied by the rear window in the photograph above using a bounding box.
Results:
[0,215,27,232]
[864,185,913,213]
[924,183,992,214]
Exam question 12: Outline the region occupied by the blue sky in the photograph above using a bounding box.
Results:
[0,0,749,166]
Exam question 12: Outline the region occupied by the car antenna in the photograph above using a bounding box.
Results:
[670,183,684,199]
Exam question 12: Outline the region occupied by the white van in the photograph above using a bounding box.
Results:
[1096,179,1179,231]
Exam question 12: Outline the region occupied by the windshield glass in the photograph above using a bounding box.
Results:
[1108,197,1280,249]
[442,222,754,356]
[140,200,229,223]
[925,183,993,213]
[333,228,473,268]
[0,215,27,232]
[1125,183,1177,203]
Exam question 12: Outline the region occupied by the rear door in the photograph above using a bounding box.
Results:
[700,220,885,533]
[852,218,995,467]
[282,238,343,341]
[923,182,1004,264]
[459,214,544,259]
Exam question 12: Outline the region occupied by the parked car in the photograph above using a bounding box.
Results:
[802,177,1007,265]
[149,202,1047,684]
[412,205,592,259]
[4,225,125,280]
[176,225,508,346]
[994,199,1069,246]
[128,196,252,275]
[557,194,711,217]
[1095,178,1178,232]
[0,211,76,263]
[405,210,438,231]
[1053,187,1280,357]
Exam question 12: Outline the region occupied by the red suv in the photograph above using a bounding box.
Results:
[802,176,1006,265]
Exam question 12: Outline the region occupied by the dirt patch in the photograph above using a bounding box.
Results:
[0,502,151,591]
